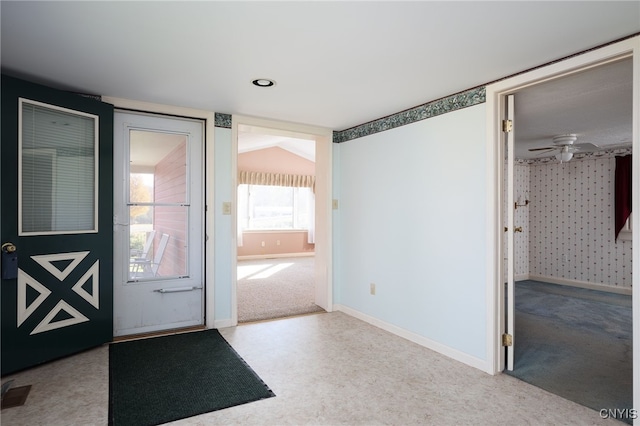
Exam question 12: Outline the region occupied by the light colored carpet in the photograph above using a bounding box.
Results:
[237,256,324,323]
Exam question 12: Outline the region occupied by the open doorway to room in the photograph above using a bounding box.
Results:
[495,49,635,419]
[236,125,325,323]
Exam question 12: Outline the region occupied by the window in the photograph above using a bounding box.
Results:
[19,99,98,235]
[238,184,311,230]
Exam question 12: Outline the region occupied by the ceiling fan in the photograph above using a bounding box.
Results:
[528,134,600,162]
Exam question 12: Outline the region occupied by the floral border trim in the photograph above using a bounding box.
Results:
[215,113,232,129]
[333,86,485,143]
[517,147,632,165]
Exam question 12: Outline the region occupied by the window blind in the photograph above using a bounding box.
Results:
[20,101,97,234]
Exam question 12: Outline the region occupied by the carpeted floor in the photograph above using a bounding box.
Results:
[507,280,632,422]
[237,256,325,323]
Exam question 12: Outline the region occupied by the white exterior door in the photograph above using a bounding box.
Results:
[113,111,204,336]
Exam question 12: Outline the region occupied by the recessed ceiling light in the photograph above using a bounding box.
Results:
[252,78,276,87]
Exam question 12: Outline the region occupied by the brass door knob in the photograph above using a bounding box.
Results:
[1,243,16,253]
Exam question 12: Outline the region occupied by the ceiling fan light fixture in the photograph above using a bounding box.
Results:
[555,146,573,163]
[552,134,578,146]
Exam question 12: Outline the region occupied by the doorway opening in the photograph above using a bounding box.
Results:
[489,39,637,418]
[237,127,321,322]
[232,118,333,324]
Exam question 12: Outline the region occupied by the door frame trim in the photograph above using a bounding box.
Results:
[484,36,639,411]
[231,114,333,324]
[103,97,216,330]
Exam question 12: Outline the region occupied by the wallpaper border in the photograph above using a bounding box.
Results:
[332,86,486,144]
[214,112,232,129]
[212,86,486,137]
[517,147,632,164]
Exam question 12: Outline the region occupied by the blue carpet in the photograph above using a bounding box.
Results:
[506,280,632,423]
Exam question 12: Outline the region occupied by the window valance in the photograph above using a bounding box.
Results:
[238,170,315,189]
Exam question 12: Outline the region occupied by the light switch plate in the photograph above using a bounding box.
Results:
[222,202,232,215]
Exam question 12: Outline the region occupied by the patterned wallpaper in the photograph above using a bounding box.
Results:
[503,163,530,281]
[506,153,632,290]
[514,164,530,278]
[214,113,232,129]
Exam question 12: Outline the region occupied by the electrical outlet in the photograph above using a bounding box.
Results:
[261,241,266,247]
[370,283,376,295]
[276,240,281,246]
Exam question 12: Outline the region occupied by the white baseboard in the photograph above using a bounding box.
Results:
[524,274,632,296]
[334,304,491,374]
[238,252,315,260]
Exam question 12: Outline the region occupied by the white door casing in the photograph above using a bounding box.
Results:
[231,115,333,324]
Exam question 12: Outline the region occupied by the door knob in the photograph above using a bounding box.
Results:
[2,242,18,280]
[2,243,16,253]
[514,226,523,233]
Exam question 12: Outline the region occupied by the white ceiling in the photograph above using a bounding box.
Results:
[129,130,186,171]
[2,2,639,157]
[515,57,633,160]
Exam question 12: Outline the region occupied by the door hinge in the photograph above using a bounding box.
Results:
[502,119,513,133]
[502,333,513,347]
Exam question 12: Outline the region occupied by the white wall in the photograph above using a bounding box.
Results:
[336,104,487,363]
[213,127,234,325]
[332,143,342,305]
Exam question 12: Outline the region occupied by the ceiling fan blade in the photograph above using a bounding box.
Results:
[596,142,631,151]
[528,146,555,152]
[572,143,601,151]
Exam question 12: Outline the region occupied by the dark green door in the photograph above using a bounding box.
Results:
[1,75,114,375]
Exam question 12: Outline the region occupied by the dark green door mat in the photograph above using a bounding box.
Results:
[109,329,274,425]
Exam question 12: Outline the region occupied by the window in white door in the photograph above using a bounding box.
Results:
[128,130,190,281]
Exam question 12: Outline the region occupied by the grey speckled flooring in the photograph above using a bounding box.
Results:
[1,312,626,425]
